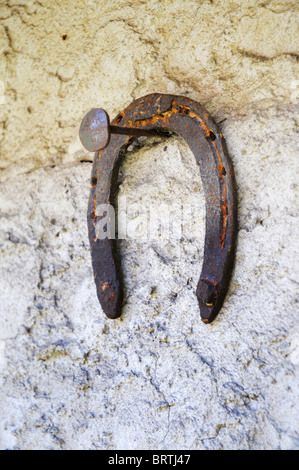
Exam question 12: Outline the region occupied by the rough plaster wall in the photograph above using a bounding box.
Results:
[0,0,298,450]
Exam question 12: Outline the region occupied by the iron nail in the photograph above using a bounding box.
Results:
[79,108,161,152]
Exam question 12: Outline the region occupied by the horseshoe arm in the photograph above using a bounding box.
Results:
[87,94,237,323]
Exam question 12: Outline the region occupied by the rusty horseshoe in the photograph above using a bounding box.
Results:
[79,94,237,323]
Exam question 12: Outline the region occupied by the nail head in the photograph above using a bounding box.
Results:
[79,108,110,152]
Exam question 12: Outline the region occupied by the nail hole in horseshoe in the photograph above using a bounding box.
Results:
[207,130,216,141]
[114,114,124,125]
[178,106,191,115]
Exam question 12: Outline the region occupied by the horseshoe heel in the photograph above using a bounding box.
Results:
[81,93,237,323]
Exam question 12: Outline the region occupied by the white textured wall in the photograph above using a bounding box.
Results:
[0,0,298,450]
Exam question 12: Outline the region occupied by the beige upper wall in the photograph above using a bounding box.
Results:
[0,0,298,180]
